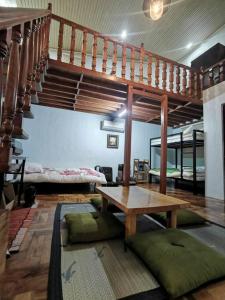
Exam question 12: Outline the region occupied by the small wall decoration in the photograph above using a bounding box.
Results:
[107,134,119,149]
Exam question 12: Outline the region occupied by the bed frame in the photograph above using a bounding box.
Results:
[149,129,205,194]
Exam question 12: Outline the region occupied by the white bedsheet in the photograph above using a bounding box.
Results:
[151,131,204,146]
[24,167,107,184]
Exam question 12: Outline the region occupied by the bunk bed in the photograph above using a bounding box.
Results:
[149,129,205,194]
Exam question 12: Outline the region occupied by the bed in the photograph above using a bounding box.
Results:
[150,131,204,146]
[23,164,107,185]
[149,167,205,182]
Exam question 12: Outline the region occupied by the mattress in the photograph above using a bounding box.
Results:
[149,168,181,178]
[150,167,205,181]
[151,132,204,146]
[23,167,107,184]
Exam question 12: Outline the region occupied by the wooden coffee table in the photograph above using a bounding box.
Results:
[96,186,190,238]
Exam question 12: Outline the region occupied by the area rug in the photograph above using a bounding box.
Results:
[8,207,37,253]
[48,203,167,300]
[48,203,225,300]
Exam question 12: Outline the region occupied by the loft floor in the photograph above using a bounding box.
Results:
[0,188,225,300]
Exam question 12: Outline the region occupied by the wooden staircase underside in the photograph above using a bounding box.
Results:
[37,59,203,127]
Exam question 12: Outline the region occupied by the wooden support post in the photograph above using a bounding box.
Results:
[160,94,168,194]
[123,85,133,186]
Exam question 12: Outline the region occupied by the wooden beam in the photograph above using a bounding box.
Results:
[123,85,133,186]
[160,94,168,194]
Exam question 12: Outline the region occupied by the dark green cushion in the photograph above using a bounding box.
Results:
[65,212,124,243]
[90,198,121,213]
[127,229,225,298]
[150,209,205,227]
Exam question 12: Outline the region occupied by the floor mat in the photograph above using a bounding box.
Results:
[48,203,167,300]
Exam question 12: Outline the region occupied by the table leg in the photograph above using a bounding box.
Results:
[101,197,108,212]
[167,210,177,228]
[125,214,137,239]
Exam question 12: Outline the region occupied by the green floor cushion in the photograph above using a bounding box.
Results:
[65,211,124,243]
[91,198,121,213]
[127,229,225,298]
[150,209,205,227]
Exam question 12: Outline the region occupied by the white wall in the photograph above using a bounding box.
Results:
[22,105,164,179]
[203,81,225,200]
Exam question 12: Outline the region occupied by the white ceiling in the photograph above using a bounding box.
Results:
[16,0,225,62]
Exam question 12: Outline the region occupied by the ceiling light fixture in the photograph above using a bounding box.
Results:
[186,42,193,49]
[150,0,164,20]
[143,0,171,21]
[121,30,127,40]
[118,108,127,117]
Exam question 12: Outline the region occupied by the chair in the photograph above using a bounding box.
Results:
[95,166,118,187]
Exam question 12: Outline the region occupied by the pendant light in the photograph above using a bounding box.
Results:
[143,0,171,21]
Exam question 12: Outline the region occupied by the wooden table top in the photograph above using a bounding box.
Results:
[96,186,190,214]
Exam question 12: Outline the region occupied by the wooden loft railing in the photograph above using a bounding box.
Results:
[0,5,52,172]
[52,14,202,102]
[202,58,225,90]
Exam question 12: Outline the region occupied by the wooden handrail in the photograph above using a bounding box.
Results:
[0,4,52,172]
[51,13,195,71]
[51,13,202,103]
[0,7,51,30]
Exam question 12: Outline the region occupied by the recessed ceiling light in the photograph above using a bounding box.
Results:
[121,30,127,40]
[186,42,193,49]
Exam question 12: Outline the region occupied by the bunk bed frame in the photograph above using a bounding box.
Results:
[149,129,204,194]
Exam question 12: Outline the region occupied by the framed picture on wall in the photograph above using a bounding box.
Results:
[107,134,119,149]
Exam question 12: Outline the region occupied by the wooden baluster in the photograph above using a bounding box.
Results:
[196,72,202,99]
[139,43,144,83]
[35,19,42,91]
[162,61,167,91]
[182,68,187,96]
[130,47,135,81]
[81,30,87,68]
[0,31,8,127]
[169,63,174,93]
[13,22,31,139]
[155,57,160,88]
[121,45,126,79]
[70,25,76,64]
[0,26,21,171]
[102,38,108,73]
[176,66,180,94]
[91,34,97,71]
[147,53,152,86]
[45,7,52,61]
[209,68,214,87]
[111,42,117,76]
[30,21,38,103]
[39,17,46,82]
[188,69,194,97]
[23,21,35,118]
[57,20,64,61]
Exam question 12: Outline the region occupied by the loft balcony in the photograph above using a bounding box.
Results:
[37,13,203,127]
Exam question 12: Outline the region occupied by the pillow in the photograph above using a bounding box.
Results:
[65,212,124,243]
[150,209,205,227]
[25,162,43,174]
[127,229,225,298]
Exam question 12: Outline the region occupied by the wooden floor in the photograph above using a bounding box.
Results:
[0,188,225,300]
